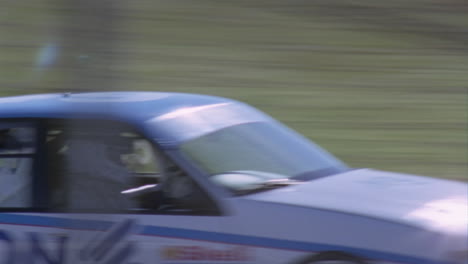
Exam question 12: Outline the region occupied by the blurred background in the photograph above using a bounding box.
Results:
[1,0,466,180]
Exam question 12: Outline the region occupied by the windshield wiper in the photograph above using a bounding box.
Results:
[236,178,303,195]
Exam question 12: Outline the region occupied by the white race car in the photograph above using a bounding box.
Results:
[0,92,466,264]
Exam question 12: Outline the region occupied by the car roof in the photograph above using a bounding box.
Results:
[0,91,274,146]
[0,91,235,123]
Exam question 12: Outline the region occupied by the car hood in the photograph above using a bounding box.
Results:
[245,169,468,233]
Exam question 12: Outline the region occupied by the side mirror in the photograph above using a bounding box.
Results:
[211,170,291,193]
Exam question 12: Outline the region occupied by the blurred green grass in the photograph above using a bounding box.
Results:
[1,0,466,180]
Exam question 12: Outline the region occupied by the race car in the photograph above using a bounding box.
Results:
[0,91,466,264]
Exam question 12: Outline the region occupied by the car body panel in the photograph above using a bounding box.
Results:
[245,168,468,234]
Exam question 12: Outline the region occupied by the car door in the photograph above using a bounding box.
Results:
[43,118,226,264]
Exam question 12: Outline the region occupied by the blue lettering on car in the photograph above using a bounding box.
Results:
[29,232,68,264]
[79,219,137,263]
[0,219,137,264]
[0,230,15,264]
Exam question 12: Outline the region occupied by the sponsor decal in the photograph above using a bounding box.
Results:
[161,245,252,262]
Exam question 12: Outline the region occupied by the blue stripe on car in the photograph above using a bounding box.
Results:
[0,213,452,264]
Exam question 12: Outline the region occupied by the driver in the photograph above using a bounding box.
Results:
[157,153,212,212]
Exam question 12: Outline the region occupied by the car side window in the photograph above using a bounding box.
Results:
[0,124,35,208]
[46,119,218,215]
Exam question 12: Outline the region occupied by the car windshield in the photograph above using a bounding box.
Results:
[180,122,348,192]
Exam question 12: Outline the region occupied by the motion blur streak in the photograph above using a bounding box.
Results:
[0,0,466,181]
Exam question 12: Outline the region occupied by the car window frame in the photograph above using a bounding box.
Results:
[41,118,223,216]
[0,118,47,212]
